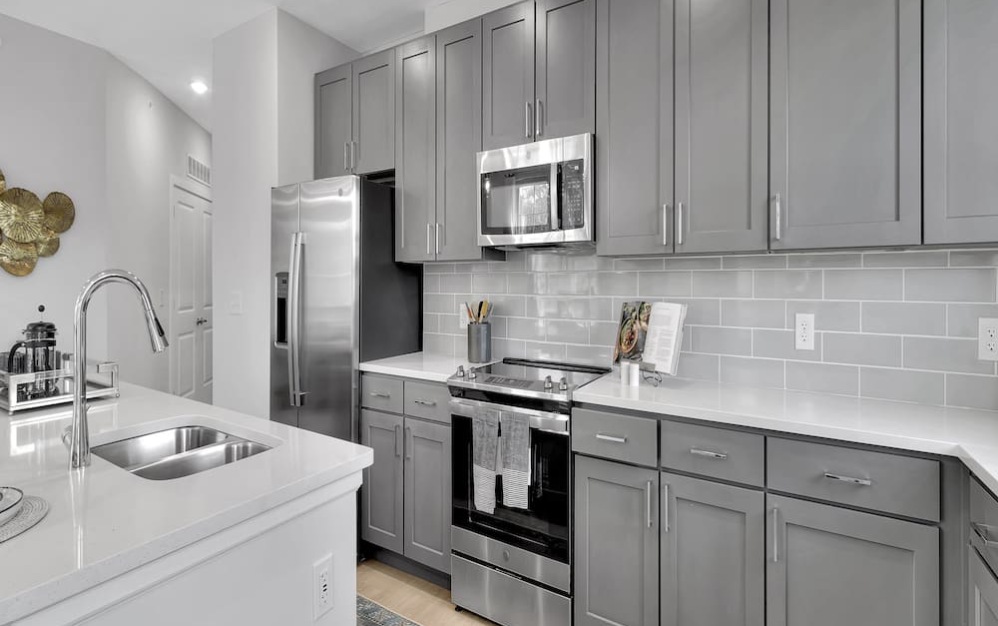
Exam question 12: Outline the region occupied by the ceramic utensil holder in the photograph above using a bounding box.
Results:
[468,322,492,363]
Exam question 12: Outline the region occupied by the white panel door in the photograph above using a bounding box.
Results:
[171,181,212,403]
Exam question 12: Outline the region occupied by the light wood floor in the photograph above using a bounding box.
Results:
[357,560,494,626]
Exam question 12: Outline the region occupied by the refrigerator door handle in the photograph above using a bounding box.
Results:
[288,232,307,407]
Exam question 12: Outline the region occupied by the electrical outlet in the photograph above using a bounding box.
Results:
[795,313,815,351]
[458,303,469,330]
[313,554,333,619]
[979,318,998,361]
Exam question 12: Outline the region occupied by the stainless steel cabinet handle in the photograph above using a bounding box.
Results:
[973,522,998,549]
[823,472,872,486]
[369,392,391,399]
[645,481,653,529]
[595,433,627,444]
[405,426,413,460]
[535,99,544,136]
[771,507,780,562]
[689,448,728,460]
[435,223,441,255]
[525,101,533,138]
[344,142,350,172]
[351,141,358,172]
[773,193,782,241]
[413,399,437,407]
[426,223,433,256]
[677,202,685,246]
[662,204,669,246]
[662,483,670,533]
[394,424,402,458]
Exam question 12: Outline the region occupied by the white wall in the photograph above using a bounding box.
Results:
[425,0,520,32]
[212,9,356,417]
[0,14,110,360]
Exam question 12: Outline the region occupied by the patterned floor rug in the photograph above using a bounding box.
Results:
[357,595,423,626]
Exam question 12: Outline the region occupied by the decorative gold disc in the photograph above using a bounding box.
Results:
[35,229,60,257]
[0,188,45,243]
[43,192,75,234]
[0,238,39,276]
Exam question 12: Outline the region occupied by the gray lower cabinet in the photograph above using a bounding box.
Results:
[395,36,436,264]
[534,0,596,141]
[767,494,939,626]
[769,0,921,250]
[403,417,452,573]
[574,455,658,626]
[595,0,674,256]
[352,50,396,175]
[673,0,768,254]
[360,409,404,553]
[924,0,998,244]
[660,472,765,626]
[969,548,998,626]
[483,2,535,150]
[314,64,353,179]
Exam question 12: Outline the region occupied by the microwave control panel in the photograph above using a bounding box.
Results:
[560,160,586,230]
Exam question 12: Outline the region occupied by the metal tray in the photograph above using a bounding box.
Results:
[0,361,119,415]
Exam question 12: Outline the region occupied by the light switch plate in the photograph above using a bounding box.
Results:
[978,318,998,361]
[795,313,815,351]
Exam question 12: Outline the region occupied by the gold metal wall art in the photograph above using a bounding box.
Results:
[0,168,76,276]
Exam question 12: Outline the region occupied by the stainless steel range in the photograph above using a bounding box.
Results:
[448,358,608,626]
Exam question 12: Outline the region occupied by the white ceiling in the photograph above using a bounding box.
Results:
[0,0,436,130]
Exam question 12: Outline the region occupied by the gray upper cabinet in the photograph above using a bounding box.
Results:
[395,37,436,264]
[575,455,658,626]
[403,416,452,573]
[360,409,404,554]
[483,2,536,150]
[353,50,396,175]
[769,0,921,250]
[315,64,353,179]
[674,0,768,254]
[924,0,998,244]
[661,472,765,626]
[436,20,486,262]
[595,0,674,257]
[767,494,939,626]
[969,548,998,626]
[534,0,596,141]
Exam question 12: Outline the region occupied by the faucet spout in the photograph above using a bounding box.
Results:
[69,270,169,469]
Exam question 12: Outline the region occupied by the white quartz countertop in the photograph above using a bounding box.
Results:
[576,375,998,494]
[0,383,372,623]
[360,352,478,383]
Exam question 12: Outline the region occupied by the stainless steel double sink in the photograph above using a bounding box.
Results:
[92,426,271,480]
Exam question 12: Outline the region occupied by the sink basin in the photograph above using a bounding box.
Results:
[93,426,271,480]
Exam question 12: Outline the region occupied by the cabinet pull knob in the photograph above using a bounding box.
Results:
[689,448,727,460]
[645,481,653,529]
[773,194,782,241]
[973,522,998,549]
[677,202,685,246]
[351,141,358,172]
[823,472,872,487]
[771,507,780,562]
[426,223,433,256]
[525,101,533,138]
[435,223,441,255]
[662,483,670,533]
[413,399,437,407]
[369,391,391,399]
[662,204,670,246]
[595,433,627,444]
[344,142,350,172]
[535,99,544,136]
[405,426,413,460]
[394,424,402,458]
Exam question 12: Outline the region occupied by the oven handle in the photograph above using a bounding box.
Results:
[449,397,569,435]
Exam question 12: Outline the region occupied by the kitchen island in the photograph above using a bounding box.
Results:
[0,383,371,625]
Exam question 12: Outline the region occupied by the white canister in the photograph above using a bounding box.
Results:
[628,361,640,387]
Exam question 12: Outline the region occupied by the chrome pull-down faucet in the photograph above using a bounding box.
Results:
[69,270,168,469]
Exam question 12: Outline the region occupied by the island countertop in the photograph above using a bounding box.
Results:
[0,383,372,623]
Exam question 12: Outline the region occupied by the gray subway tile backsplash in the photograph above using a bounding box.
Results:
[422,249,998,409]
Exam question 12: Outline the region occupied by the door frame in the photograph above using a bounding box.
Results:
[168,174,212,397]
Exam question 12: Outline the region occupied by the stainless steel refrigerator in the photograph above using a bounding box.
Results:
[270,176,421,439]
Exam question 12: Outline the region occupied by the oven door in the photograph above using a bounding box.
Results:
[450,397,571,564]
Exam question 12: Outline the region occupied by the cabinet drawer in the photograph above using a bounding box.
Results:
[404,380,450,424]
[660,421,764,487]
[572,408,657,467]
[360,374,404,413]
[970,477,998,572]
[768,438,940,522]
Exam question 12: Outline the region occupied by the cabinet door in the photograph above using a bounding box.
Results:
[535,0,596,140]
[767,494,939,626]
[403,417,452,573]
[436,20,486,262]
[395,37,436,264]
[924,0,998,244]
[575,455,658,626]
[661,472,764,626]
[315,64,353,179]
[674,0,768,254]
[353,50,396,175]
[970,548,998,626]
[769,0,921,250]
[483,2,536,149]
[595,0,673,257]
[360,409,404,553]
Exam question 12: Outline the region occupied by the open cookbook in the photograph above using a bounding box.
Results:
[612,301,688,376]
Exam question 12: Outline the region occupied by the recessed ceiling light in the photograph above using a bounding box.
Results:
[190,80,208,95]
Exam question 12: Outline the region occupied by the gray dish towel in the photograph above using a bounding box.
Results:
[500,411,530,509]
[472,408,500,514]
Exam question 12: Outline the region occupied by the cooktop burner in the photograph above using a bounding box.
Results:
[447,358,609,402]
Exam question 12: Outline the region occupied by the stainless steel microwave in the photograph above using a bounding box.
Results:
[477,133,593,248]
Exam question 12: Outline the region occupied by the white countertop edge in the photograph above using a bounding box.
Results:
[360,352,482,384]
[360,361,452,383]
